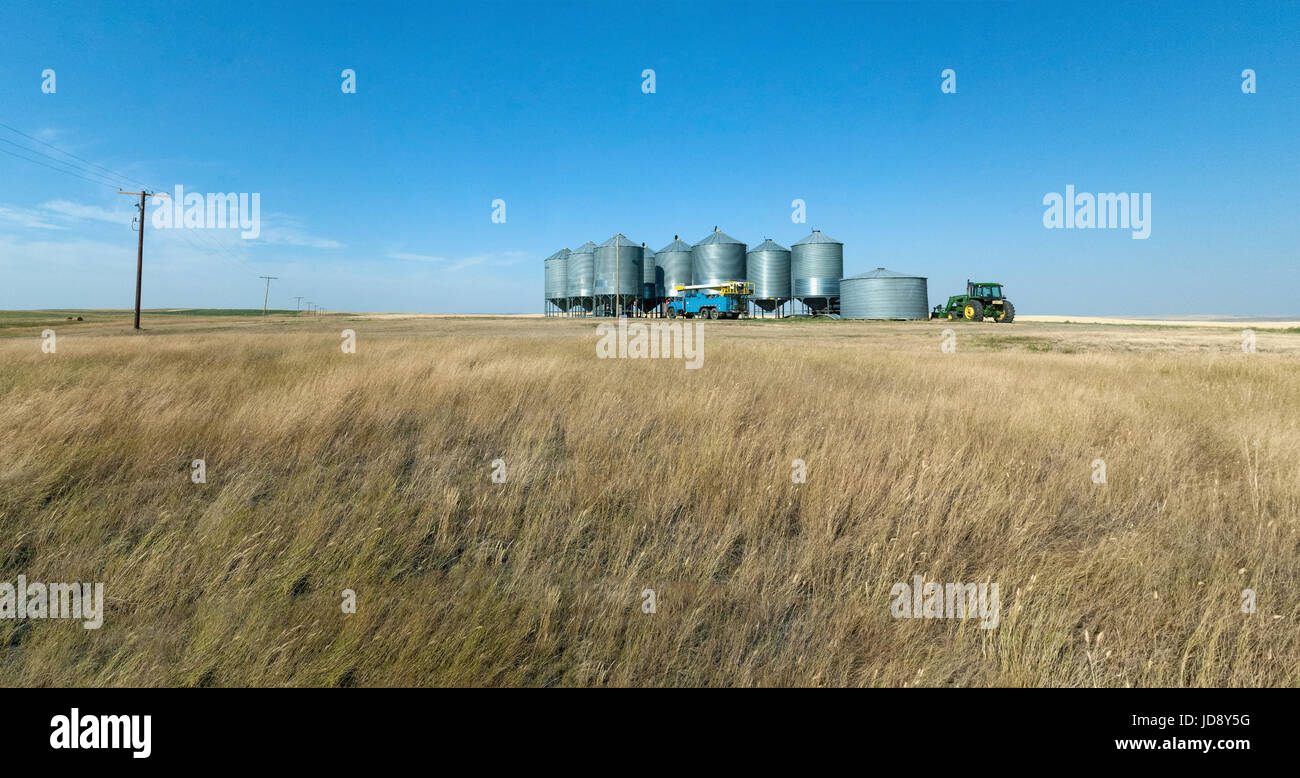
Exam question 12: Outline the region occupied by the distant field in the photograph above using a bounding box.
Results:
[0,309,304,335]
[1019,314,1300,331]
[0,312,1296,686]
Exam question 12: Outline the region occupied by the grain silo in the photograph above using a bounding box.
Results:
[746,239,791,314]
[791,230,843,313]
[657,236,693,298]
[692,228,746,286]
[567,241,596,314]
[593,234,642,316]
[641,242,658,304]
[543,248,570,316]
[840,268,929,320]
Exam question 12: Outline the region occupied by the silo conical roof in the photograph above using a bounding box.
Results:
[748,239,790,253]
[658,237,693,253]
[792,229,842,245]
[545,248,571,262]
[846,267,924,279]
[693,228,744,246]
[599,233,639,248]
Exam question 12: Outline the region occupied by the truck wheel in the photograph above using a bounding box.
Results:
[708,308,719,320]
[667,307,677,319]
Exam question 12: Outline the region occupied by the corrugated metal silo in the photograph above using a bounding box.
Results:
[641,242,657,300]
[593,233,643,297]
[567,241,596,310]
[791,230,843,311]
[657,236,693,297]
[840,268,929,320]
[692,228,747,286]
[746,239,791,311]
[544,248,570,311]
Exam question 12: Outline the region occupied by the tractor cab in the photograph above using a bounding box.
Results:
[968,282,1003,301]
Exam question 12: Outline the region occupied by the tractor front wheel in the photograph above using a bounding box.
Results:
[963,300,984,321]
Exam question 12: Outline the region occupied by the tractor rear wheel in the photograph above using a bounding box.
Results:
[963,300,984,321]
[997,301,1015,323]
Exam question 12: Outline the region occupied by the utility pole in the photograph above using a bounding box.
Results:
[259,276,277,315]
[294,296,303,311]
[118,190,170,330]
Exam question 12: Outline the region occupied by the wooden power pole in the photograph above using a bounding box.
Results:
[118,190,169,330]
[259,276,277,315]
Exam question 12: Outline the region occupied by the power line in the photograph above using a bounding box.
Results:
[2,121,286,297]
[0,122,253,270]
[0,133,265,284]
[179,225,259,275]
[0,121,157,192]
[0,145,123,189]
[0,136,127,187]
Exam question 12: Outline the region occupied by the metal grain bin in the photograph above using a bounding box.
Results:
[656,236,693,297]
[791,230,843,309]
[544,248,570,310]
[692,228,747,286]
[746,239,791,310]
[840,268,929,320]
[641,242,657,299]
[593,233,642,296]
[567,241,596,299]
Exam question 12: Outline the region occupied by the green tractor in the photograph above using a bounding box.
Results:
[931,280,1016,323]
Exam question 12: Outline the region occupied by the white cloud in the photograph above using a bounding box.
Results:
[256,212,342,249]
[0,206,65,230]
[389,251,447,263]
[40,199,132,225]
[258,228,343,249]
[389,249,528,273]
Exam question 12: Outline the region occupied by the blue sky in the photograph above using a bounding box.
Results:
[0,0,1296,314]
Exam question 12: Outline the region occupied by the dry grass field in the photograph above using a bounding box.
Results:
[1,310,1297,687]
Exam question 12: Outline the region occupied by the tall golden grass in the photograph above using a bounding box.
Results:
[0,314,1296,686]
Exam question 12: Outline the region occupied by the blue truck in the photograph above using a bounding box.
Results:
[664,281,752,320]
